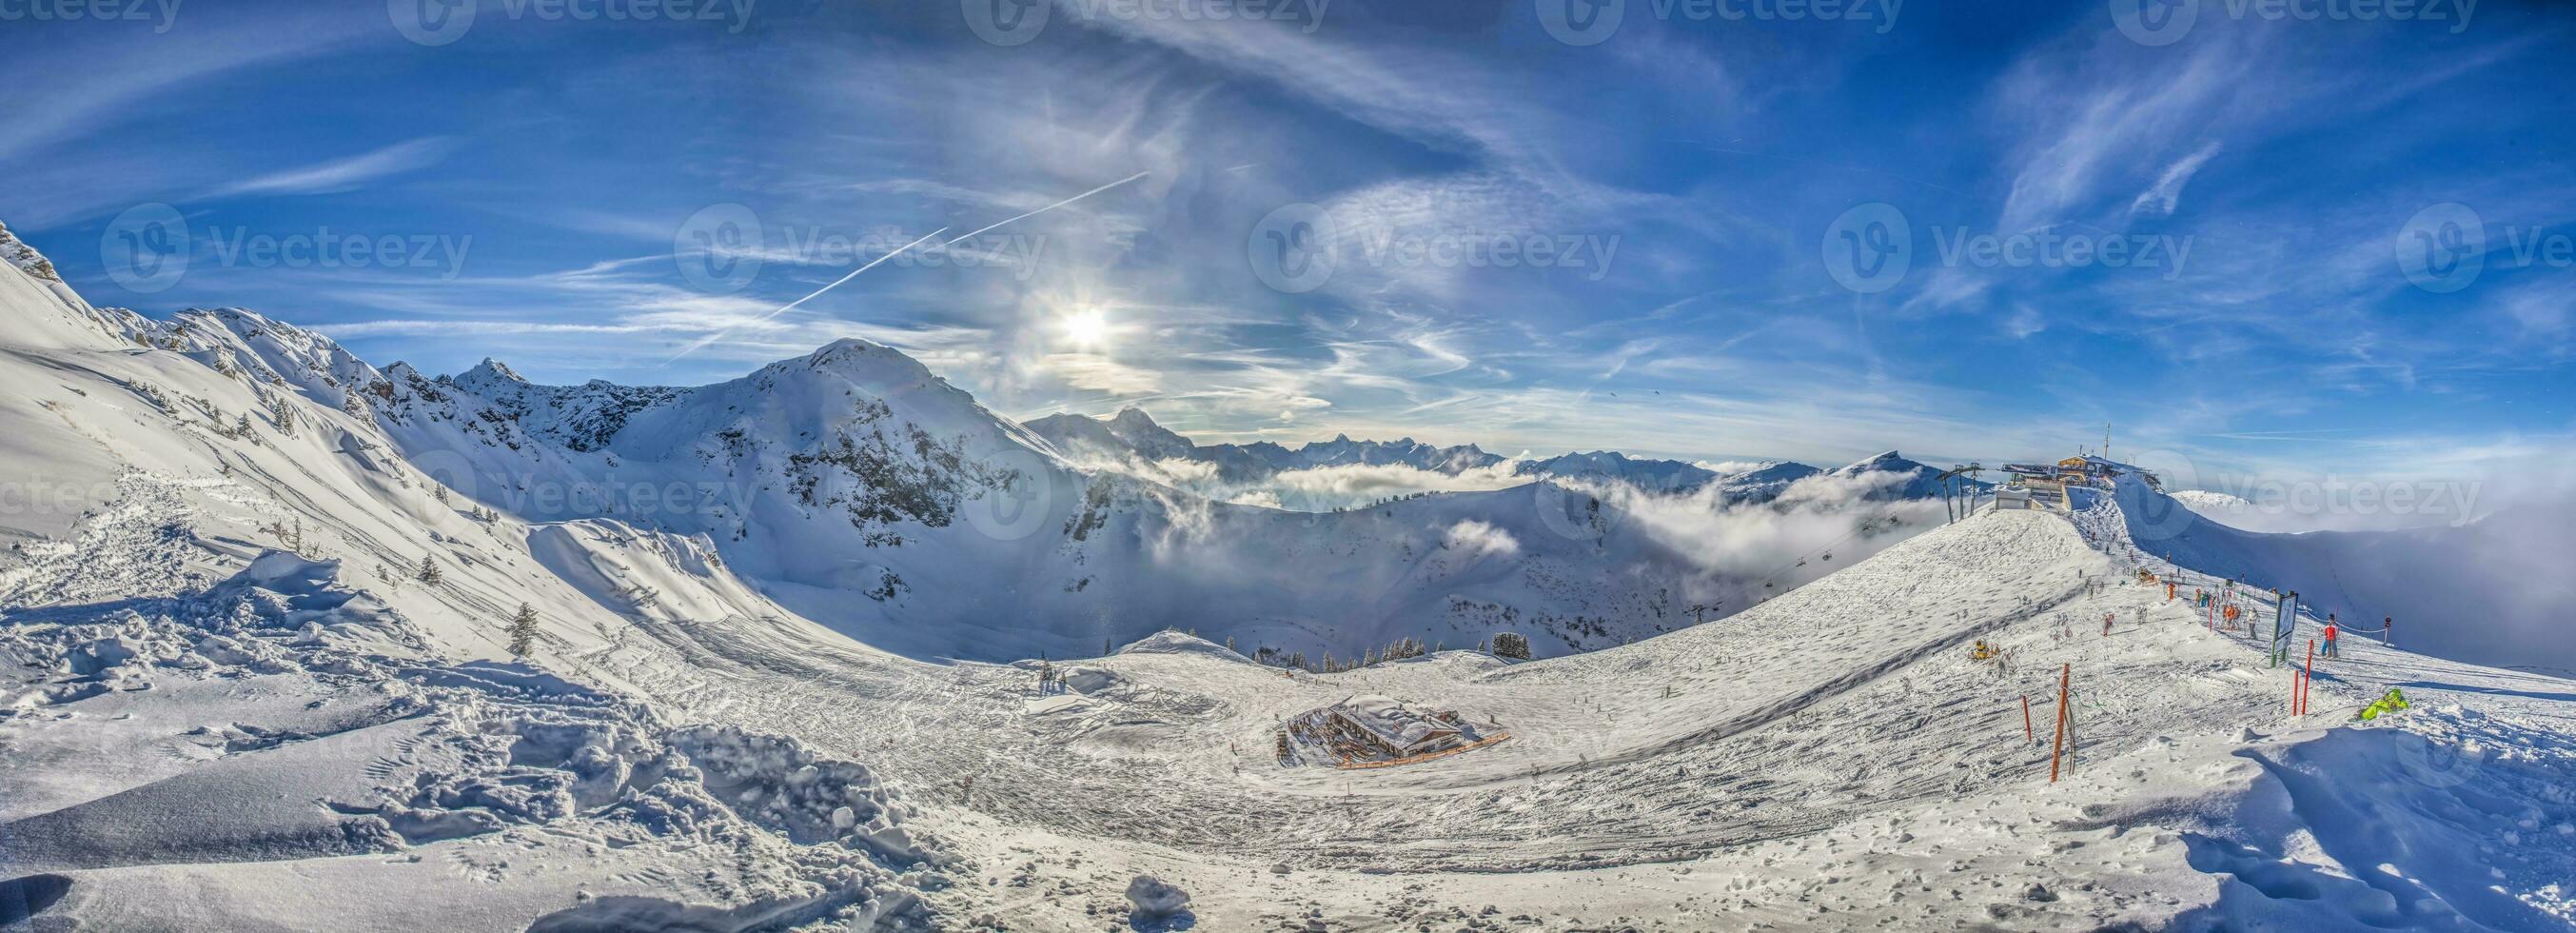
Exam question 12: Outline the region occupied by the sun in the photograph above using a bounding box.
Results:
[1059,307,1111,349]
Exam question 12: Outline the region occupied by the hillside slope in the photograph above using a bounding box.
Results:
[2107,476,2576,674]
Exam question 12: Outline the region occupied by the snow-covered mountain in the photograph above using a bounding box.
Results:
[2098,477,2576,674]
[1025,407,1505,484]
[1023,407,1961,508]
[7,220,2575,931]
[12,286,1937,664]
[1511,450,1721,492]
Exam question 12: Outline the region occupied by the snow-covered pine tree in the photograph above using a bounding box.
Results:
[268,394,295,436]
[232,413,254,439]
[506,603,540,657]
[416,554,442,586]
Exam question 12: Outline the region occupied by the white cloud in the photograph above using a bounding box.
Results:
[1442,519,1521,558]
[1040,352,1164,396]
[209,137,459,198]
[2129,141,2222,219]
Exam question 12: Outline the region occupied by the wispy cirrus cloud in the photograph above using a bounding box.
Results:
[207,137,461,198]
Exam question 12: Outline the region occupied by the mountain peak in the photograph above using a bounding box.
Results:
[1110,407,1160,429]
[461,357,526,386]
[776,338,935,387]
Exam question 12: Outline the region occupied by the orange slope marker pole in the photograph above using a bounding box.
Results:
[2022,695,2035,744]
[2050,665,2070,782]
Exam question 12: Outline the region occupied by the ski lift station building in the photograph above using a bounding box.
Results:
[1997,454,2162,510]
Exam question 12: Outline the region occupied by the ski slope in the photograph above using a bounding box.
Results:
[2,232,2573,930]
[2110,475,2576,676]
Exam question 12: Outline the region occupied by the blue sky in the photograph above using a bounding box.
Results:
[5,0,2571,489]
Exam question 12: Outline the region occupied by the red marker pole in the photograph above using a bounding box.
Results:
[2050,665,2070,783]
[2022,695,2035,744]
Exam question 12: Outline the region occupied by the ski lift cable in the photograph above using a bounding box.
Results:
[1741,510,1902,594]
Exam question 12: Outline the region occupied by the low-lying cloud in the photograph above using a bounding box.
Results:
[1443,519,1522,558]
[1556,467,1952,598]
[1072,455,1536,512]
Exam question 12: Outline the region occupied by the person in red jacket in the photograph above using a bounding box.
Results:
[2324,615,2340,659]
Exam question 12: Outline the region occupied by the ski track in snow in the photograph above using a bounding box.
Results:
[0,244,2571,931]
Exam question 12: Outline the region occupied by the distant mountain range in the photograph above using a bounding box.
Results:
[0,220,1970,665]
[1024,407,1976,506]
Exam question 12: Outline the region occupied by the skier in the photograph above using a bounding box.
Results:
[2323,616,2340,659]
[2102,611,2114,637]
[2385,616,2394,646]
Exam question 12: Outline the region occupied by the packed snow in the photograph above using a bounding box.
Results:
[2,228,2573,931]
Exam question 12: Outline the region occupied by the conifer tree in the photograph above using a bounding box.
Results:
[415,554,442,586]
[506,603,540,657]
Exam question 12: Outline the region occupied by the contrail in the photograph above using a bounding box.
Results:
[663,227,948,364]
[945,169,1150,245]
[664,170,1146,365]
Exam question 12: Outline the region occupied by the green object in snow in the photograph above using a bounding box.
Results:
[2358,687,2410,722]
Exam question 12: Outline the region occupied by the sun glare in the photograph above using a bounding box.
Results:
[1060,307,1111,348]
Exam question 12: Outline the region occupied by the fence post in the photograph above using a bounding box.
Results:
[2050,665,2070,782]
